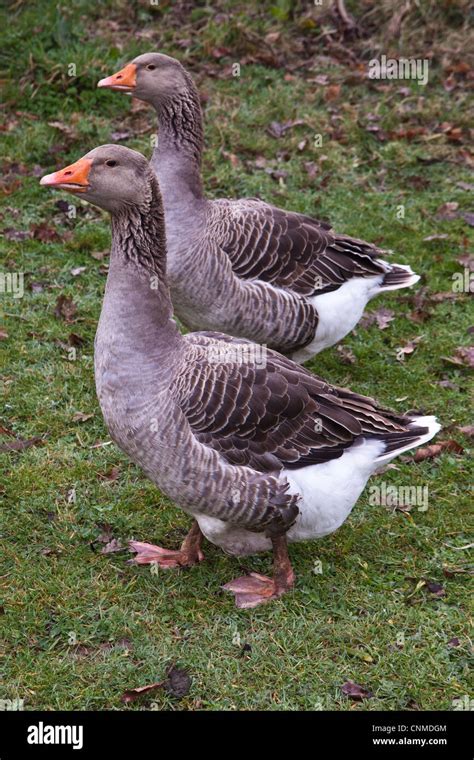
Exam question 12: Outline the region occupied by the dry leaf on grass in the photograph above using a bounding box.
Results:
[361,307,395,330]
[336,345,356,364]
[68,332,85,347]
[423,233,448,242]
[457,425,474,438]
[101,539,123,554]
[341,680,373,701]
[3,228,31,241]
[121,665,191,703]
[266,119,305,138]
[436,379,459,391]
[30,222,60,242]
[443,346,474,367]
[412,439,463,462]
[0,435,44,452]
[426,582,446,597]
[430,291,459,303]
[396,337,422,362]
[90,250,109,261]
[457,254,474,271]
[435,201,459,221]
[447,637,461,647]
[98,466,120,481]
[72,412,94,423]
[54,295,77,323]
[324,84,341,102]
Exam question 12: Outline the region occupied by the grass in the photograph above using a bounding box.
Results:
[1,1,472,711]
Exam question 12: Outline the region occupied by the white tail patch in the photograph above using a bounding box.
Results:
[376,262,420,293]
[376,415,441,464]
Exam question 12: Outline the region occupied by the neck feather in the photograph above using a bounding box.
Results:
[151,73,205,202]
[111,172,167,278]
[108,172,175,326]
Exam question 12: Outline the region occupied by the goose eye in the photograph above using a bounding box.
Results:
[105,160,117,168]
[146,64,156,71]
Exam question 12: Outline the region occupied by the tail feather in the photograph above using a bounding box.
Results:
[379,262,420,292]
[376,415,441,464]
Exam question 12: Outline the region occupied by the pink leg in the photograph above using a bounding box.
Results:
[129,520,204,568]
[222,535,295,609]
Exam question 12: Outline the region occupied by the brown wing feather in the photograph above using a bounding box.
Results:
[174,333,412,473]
[211,200,388,296]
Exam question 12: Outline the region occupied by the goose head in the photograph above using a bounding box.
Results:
[40,145,152,213]
[97,53,190,104]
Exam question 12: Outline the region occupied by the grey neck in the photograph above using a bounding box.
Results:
[150,75,206,217]
[100,175,182,380]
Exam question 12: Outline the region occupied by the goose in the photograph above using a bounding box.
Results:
[40,145,439,608]
[98,53,420,363]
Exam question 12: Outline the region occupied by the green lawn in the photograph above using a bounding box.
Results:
[1,0,472,711]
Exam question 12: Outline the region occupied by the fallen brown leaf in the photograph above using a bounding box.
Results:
[68,332,85,347]
[457,425,474,438]
[430,291,459,302]
[426,581,446,597]
[121,664,191,704]
[457,254,474,271]
[460,211,474,227]
[121,681,165,703]
[0,435,44,452]
[303,161,318,179]
[266,119,305,138]
[98,466,120,481]
[3,228,31,241]
[448,346,474,367]
[72,412,94,423]
[336,345,356,364]
[54,295,77,323]
[90,250,109,261]
[436,379,459,391]
[423,233,448,242]
[435,201,459,221]
[30,222,60,242]
[324,84,341,102]
[341,680,373,701]
[374,308,395,330]
[101,539,123,554]
[396,337,421,362]
[48,120,78,140]
[413,439,463,462]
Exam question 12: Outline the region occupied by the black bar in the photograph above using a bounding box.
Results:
[0,710,471,757]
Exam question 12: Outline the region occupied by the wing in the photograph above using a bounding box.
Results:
[208,199,388,297]
[173,332,410,473]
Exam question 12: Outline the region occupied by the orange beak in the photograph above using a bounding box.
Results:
[97,62,137,91]
[40,158,92,193]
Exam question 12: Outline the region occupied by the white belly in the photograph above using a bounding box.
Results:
[292,276,383,362]
[195,438,385,556]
